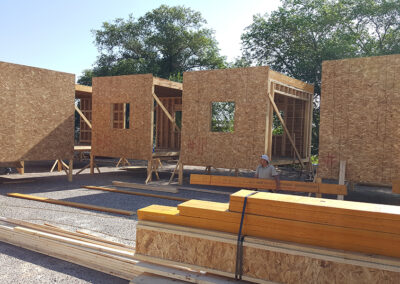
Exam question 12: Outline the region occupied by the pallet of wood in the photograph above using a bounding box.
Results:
[136,190,400,283]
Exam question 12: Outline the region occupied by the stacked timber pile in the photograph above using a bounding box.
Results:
[136,190,400,283]
[0,217,138,280]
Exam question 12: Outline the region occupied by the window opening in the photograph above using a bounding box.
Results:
[211,102,235,132]
[111,103,130,129]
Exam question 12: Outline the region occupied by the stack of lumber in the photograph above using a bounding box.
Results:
[190,174,347,195]
[136,190,400,283]
[0,217,138,280]
[0,217,244,283]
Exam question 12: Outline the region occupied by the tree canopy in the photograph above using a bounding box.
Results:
[78,5,225,85]
[241,0,400,94]
[241,0,400,153]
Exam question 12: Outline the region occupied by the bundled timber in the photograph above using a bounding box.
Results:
[0,218,138,280]
[7,193,135,216]
[137,189,400,259]
[136,221,400,284]
[190,174,347,195]
[229,190,400,234]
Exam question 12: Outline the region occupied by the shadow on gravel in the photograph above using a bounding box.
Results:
[0,242,128,283]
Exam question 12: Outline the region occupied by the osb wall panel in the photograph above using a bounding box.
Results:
[136,227,400,284]
[92,74,153,160]
[319,54,400,184]
[0,61,74,162]
[181,67,270,169]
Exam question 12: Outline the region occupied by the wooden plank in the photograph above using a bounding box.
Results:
[131,272,189,284]
[7,193,135,216]
[268,91,304,168]
[153,77,183,90]
[75,105,92,129]
[137,204,400,259]
[133,261,242,284]
[152,93,181,133]
[84,185,188,202]
[178,186,231,195]
[230,190,400,221]
[190,174,347,195]
[182,199,400,235]
[1,217,135,252]
[0,223,138,280]
[112,181,178,193]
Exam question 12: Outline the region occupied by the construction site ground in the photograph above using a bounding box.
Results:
[0,158,399,283]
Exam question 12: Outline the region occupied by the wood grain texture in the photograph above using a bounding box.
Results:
[0,61,74,162]
[136,225,400,284]
[137,203,400,258]
[319,54,400,185]
[92,74,154,160]
[181,66,314,170]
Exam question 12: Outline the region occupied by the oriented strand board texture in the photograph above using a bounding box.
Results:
[92,74,153,160]
[0,61,74,162]
[181,67,270,169]
[319,54,400,184]
[136,227,400,284]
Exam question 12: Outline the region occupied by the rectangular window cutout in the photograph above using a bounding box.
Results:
[211,102,235,132]
[111,103,130,129]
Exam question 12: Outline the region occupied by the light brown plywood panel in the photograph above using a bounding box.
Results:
[92,74,154,160]
[0,61,74,162]
[319,54,400,185]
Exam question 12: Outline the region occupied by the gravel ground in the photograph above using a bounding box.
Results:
[0,159,399,283]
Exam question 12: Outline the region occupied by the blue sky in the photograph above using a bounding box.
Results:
[0,0,280,80]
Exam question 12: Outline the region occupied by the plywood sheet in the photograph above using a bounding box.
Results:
[181,67,270,169]
[92,74,153,160]
[136,226,400,284]
[319,54,400,184]
[0,61,74,162]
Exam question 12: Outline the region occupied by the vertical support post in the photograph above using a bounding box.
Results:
[338,160,346,200]
[178,162,183,185]
[266,81,274,157]
[57,159,62,172]
[90,154,94,174]
[17,161,24,175]
[68,159,73,182]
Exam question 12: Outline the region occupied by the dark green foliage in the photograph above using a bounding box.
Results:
[211,102,235,132]
[78,5,226,85]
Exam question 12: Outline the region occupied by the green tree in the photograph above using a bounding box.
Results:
[78,5,225,85]
[241,0,400,154]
